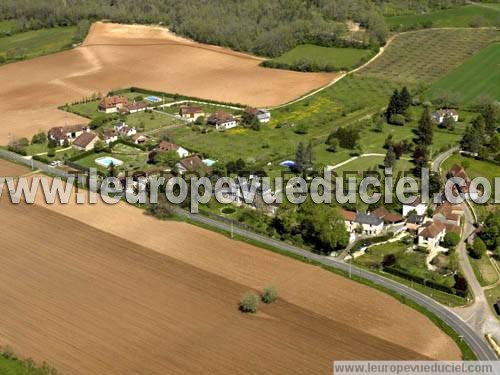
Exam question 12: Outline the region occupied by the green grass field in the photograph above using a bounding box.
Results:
[355,241,457,288]
[442,153,500,186]
[385,4,500,30]
[425,43,500,105]
[125,111,184,132]
[74,144,148,173]
[469,255,499,287]
[0,26,77,63]
[267,44,374,70]
[361,28,499,85]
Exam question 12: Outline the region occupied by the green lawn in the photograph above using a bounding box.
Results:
[64,99,103,119]
[385,4,500,30]
[361,28,499,85]
[332,155,413,176]
[161,102,241,116]
[469,255,499,287]
[73,145,148,173]
[442,153,500,186]
[425,43,500,106]
[0,26,77,63]
[266,44,374,71]
[126,111,184,132]
[357,242,458,287]
[355,241,406,267]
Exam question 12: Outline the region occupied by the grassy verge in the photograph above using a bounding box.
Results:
[0,348,57,374]
[175,212,476,360]
[442,153,500,188]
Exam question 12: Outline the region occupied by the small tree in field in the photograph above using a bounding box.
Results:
[239,292,259,313]
[262,286,278,304]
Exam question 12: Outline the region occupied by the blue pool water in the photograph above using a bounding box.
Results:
[280,160,296,168]
[145,96,161,103]
[95,156,124,168]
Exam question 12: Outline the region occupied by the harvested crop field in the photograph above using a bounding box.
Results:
[0,22,335,145]
[0,163,460,373]
[0,159,30,177]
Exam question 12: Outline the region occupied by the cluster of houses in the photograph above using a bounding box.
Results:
[341,165,469,250]
[177,104,271,131]
[96,94,272,133]
[98,95,148,114]
[48,121,147,152]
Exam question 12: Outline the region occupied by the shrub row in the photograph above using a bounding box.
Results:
[261,59,346,72]
[383,266,468,297]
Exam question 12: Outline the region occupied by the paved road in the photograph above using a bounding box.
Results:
[177,208,498,360]
[431,146,458,173]
[432,147,499,342]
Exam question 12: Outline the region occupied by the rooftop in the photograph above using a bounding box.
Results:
[355,212,383,226]
[419,221,446,239]
[73,132,97,148]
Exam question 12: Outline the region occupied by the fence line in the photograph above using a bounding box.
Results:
[0,148,72,179]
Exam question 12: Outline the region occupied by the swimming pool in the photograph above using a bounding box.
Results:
[145,95,161,103]
[95,156,124,168]
[280,160,296,168]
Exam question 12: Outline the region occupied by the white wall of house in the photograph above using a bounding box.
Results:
[182,113,204,122]
[418,230,445,249]
[100,107,118,114]
[73,137,98,152]
[360,222,384,236]
[216,120,237,131]
[176,147,189,158]
[104,135,118,144]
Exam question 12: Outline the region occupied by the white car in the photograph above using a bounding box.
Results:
[50,160,63,167]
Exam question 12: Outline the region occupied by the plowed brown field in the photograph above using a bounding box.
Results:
[0,159,30,177]
[0,163,460,373]
[0,22,335,145]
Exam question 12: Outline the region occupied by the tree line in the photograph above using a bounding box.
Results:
[1,0,391,57]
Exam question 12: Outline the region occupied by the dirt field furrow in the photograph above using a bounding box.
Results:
[0,159,462,373]
[0,197,452,374]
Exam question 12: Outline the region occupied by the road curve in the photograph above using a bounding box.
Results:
[178,209,498,361]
